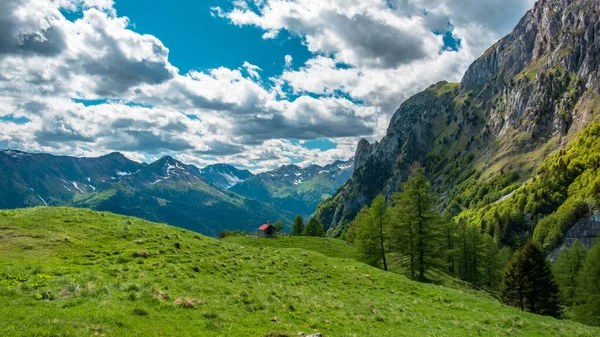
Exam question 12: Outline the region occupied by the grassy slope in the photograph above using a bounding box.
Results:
[0,208,598,337]
[222,236,359,260]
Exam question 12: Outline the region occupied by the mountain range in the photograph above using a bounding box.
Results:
[316,0,600,251]
[0,149,352,235]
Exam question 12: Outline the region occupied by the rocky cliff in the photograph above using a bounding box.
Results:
[317,0,600,239]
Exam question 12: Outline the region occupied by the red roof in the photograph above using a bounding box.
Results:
[258,224,274,231]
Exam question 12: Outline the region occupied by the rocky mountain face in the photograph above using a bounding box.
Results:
[231,159,354,219]
[317,0,600,239]
[199,164,254,190]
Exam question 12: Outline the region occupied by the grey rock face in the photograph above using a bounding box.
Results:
[550,212,600,260]
[317,0,600,235]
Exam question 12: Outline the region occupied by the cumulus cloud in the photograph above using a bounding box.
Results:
[0,0,535,171]
[0,0,66,57]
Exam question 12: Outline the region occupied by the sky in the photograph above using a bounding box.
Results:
[0,0,536,172]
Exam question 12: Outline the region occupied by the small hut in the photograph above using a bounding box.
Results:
[258,222,277,238]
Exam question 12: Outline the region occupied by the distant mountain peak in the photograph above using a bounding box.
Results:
[199,163,254,190]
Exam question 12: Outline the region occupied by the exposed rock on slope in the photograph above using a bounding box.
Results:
[317,0,600,238]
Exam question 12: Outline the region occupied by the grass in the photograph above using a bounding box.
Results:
[222,236,359,260]
[0,207,598,337]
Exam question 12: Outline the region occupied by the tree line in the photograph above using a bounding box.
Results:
[347,164,600,324]
[291,215,325,237]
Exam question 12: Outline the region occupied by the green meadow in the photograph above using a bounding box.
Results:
[0,207,598,336]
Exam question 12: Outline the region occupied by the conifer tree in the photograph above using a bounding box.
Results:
[355,196,389,270]
[303,217,325,237]
[291,215,304,236]
[554,239,587,305]
[444,214,457,275]
[481,234,501,288]
[499,241,562,318]
[390,166,442,280]
[455,218,472,282]
[371,194,389,271]
[574,239,600,326]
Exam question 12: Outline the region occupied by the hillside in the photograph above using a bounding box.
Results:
[0,207,598,336]
[0,150,354,235]
[0,150,143,209]
[317,0,600,243]
[232,159,353,219]
[76,156,288,236]
[222,236,359,260]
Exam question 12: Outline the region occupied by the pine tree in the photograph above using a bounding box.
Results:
[291,215,304,236]
[574,239,600,326]
[390,166,442,280]
[303,217,325,237]
[499,241,562,318]
[554,239,587,305]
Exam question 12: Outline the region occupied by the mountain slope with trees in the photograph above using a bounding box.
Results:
[232,159,353,219]
[316,0,600,251]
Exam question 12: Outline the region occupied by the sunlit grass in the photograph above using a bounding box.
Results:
[0,207,597,336]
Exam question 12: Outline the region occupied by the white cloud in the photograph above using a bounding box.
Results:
[242,61,262,79]
[284,54,293,67]
[0,0,535,171]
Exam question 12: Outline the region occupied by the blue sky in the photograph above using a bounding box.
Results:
[113,0,312,79]
[0,0,535,171]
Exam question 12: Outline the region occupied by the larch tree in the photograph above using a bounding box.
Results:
[355,196,389,270]
[554,239,587,305]
[390,166,442,280]
[574,238,600,326]
[481,234,502,288]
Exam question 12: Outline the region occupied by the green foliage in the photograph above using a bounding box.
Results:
[459,122,600,249]
[290,215,304,236]
[446,171,521,214]
[302,217,325,237]
[500,241,562,318]
[446,217,504,288]
[273,221,285,232]
[389,168,443,280]
[553,240,587,305]
[574,239,600,326]
[354,195,389,270]
[0,207,597,336]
